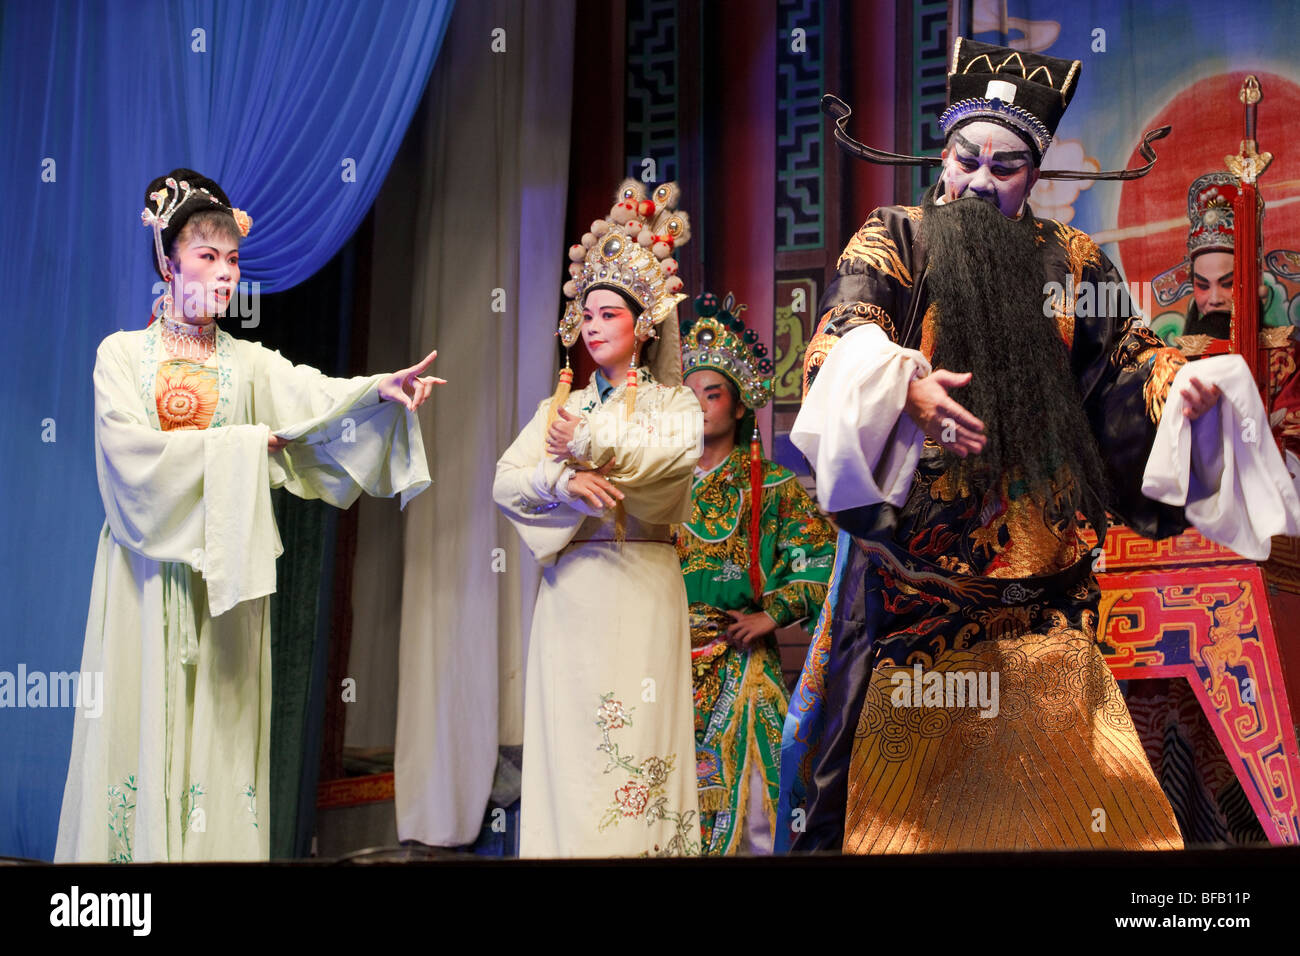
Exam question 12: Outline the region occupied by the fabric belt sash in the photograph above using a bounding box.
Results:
[569,514,672,545]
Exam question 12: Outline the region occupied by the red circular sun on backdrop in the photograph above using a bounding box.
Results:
[1114,71,1300,295]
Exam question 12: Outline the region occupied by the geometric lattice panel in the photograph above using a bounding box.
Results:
[625,0,679,183]
[911,0,949,202]
[776,0,824,251]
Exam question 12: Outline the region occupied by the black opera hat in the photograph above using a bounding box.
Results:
[940,38,1080,163]
[821,37,1170,183]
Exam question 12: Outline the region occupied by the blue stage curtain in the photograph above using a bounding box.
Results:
[0,0,452,860]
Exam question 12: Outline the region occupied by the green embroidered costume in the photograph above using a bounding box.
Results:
[674,441,835,853]
[675,291,836,853]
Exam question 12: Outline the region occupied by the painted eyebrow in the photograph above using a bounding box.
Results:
[1192,269,1233,283]
[951,130,1029,163]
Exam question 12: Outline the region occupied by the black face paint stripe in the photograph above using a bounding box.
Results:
[952,130,978,154]
[951,129,1030,165]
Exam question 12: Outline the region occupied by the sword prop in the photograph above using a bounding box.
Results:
[1225,75,1272,395]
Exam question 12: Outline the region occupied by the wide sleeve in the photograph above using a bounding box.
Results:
[241,341,430,510]
[1142,355,1300,559]
[583,384,703,524]
[790,322,930,513]
[493,398,588,565]
[759,476,837,627]
[1070,246,1189,539]
[92,333,280,617]
[791,208,931,516]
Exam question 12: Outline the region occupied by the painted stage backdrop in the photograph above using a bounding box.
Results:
[972,0,1300,339]
[975,0,1300,845]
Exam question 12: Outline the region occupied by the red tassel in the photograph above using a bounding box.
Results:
[1232,181,1262,391]
[748,426,763,601]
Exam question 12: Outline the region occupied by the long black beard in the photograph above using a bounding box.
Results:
[919,190,1110,532]
[1184,302,1232,339]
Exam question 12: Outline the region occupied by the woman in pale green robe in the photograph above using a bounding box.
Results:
[56,173,438,862]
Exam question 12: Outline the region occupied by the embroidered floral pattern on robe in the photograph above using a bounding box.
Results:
[595,693,699,857]
[154,359,218,431]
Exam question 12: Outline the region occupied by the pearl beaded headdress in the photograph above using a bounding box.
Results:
[141,175,252,280]
[559,179,691,347]
[547,180,693,421]
[680,292,774,410]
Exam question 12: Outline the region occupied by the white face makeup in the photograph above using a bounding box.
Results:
[939,120,1040,218]
[1191,250,1234,315]
[580,287,639,376]
[168,232,239,321]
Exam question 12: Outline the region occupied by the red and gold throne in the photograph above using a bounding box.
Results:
[1092,76,1300,845]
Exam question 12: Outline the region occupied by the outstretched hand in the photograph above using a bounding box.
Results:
[379,350,446,411]
[904,369,987,457]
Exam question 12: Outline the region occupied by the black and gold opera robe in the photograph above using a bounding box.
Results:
[791,200,1191,853]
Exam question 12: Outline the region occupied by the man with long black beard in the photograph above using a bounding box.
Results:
[781,38,1228,854]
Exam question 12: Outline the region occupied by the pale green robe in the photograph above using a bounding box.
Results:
[55,323,429,862]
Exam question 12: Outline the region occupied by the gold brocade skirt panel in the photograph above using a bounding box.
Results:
[843,625,1184,854]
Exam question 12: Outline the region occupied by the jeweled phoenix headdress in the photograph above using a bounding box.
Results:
[681,291,775,598]
[141,169,251,325]
[549,179,692,418]
[681,292,774,410]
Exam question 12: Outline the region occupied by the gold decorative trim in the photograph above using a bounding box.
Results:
[1025,63,1054,86]
[803,331,842,399]
[1263,326,1293,348]
[837,218,912,287]
[1144,347,1190,424]
[1060,59,1080,99]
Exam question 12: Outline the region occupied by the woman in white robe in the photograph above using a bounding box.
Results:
[495,274,703,857]
[56,170,439,862]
